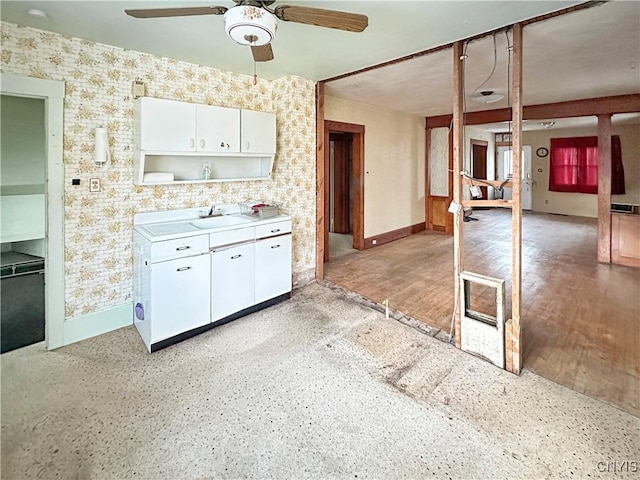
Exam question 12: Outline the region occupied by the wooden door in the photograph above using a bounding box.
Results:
[330,132,352,234]
[472,141,488,200]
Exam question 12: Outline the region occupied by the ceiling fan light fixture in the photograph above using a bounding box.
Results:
[224,5,277,46]
[471,90,504,104]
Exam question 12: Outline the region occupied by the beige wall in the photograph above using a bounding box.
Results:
[325,95,425,238]
[1,22,317,319]
[524,123,639,218]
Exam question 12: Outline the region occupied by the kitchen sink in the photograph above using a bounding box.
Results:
[190,215,255,229]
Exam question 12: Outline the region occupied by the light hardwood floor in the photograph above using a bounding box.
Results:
[325,209,640,417]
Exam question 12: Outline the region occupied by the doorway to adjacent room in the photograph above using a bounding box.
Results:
[323,121,365,263]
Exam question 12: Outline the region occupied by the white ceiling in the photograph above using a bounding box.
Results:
[1,0,583,81]
[325,1,640,117]
[2,0,637,129]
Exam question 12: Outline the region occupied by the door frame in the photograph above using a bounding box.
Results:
[323,120,365,264]
[1,73,65,349]
[470,138,489,200]
[329,132,352,234]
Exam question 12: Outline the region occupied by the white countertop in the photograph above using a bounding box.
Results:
[134,208,291,242]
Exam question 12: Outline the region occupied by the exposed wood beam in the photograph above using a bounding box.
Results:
[425,125,431,231]
[321,2,601,83]
[426,94,640,128]
[525,95,640,120]
[506,23,524,376]
[597,114,612,263]
[447,129,454,234]
[452,41,465,348]
[315,81,326,279]
[461,199,512,208]
[462,178,514,189]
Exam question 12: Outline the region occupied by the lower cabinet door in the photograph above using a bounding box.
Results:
[211,243,255,321]
[255,234,292,304]
[150,254,211,342]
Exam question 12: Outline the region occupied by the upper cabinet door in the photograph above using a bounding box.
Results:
[139,98,196,152]
[241,110,276,154]
[196,105,240,153]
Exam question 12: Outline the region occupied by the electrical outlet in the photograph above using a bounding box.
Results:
[89,178,101,193]
[372,239,377,245]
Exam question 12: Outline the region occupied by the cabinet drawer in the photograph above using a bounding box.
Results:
[151,235,209,263]
[255,220,292,239]
[210,227,255,248]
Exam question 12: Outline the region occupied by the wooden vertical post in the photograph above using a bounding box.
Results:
[425,122,431,231]
[316,81,326,279]
[597,114,612,263]
[452,41,465,347]
[506,24,523,375]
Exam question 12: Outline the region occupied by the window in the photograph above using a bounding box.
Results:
[549,136,624,194]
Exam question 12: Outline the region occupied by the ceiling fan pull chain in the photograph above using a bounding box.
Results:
[253,54,258,85]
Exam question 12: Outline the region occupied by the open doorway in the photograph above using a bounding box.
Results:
[323,120,365,263]
[329,132,356,260]
[496,144,532,210]
[1,73,65,350]
[0,95,47,352]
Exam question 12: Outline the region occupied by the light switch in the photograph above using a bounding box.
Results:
[132,80,145,99]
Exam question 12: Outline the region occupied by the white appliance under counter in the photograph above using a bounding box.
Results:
[133,206,292,352]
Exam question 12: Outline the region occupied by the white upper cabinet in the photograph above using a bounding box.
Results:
[196,104,240,153]
[241,109,276,154]
[138,98,196,152]
[134,97,277,184]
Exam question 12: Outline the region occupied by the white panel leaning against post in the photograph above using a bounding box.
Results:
[459,271,506,369]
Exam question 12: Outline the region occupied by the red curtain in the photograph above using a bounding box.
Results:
[549,136,624,194]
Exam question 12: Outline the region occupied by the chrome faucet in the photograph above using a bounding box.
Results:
[199,204,224,218]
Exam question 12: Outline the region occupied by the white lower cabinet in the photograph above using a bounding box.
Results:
[150,253,211,342]
[134,215,292,352]
[211,243,255,321]
[255,234,292,304]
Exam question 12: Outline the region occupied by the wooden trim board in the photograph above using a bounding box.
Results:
[425,94,640,128]
[315,82,326,279]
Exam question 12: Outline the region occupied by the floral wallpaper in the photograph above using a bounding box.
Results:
[1,22,317,319]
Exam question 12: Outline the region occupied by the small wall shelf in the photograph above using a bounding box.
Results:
[136,152,274,184]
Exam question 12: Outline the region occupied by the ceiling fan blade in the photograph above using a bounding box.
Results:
[251,44,274,62]
[125,6,227,19]
[274,5,368,32]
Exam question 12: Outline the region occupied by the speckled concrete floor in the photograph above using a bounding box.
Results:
[2,283,638,479]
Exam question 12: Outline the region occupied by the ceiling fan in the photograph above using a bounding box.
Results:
[125,1,369,63]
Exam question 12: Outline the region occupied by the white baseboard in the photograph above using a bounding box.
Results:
[61,303,132,347]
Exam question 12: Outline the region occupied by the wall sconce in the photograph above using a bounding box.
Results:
[94,127,110,166]
[540,121,555,129]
